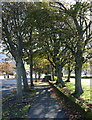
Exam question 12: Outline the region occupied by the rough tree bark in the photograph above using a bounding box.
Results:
[56,62,65,87]
[38,71,41,79]
[75,54,84,95]
[34,65,37,82]
[16,57,22,102]
[29,29,34,86]
[67,69,71,82]
[21,61,29,90]
[51,67,54,81]
[65,66,72,82]
[30,52,34,86]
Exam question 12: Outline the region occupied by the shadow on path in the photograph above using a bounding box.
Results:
[28,81,68,119]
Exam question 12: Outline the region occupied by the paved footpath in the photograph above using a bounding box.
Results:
[28,81,68,119]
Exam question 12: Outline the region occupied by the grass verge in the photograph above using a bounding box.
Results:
[49,81,92,119]
[64,79,91,104]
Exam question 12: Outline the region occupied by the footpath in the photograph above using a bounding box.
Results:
[27,81,68,119]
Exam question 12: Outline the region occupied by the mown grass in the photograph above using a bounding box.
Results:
[51,76,91,104]
[64,78,91,104]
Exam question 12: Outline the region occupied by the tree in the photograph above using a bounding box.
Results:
[2,3,30,102]
[52,1,92,95]
[26,4,70,86]
[64,52,75,82]
[33,50,50,78]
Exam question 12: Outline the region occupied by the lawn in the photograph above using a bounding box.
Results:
[64,78,91,104]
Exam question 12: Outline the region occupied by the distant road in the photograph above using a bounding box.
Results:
[0,74,45,98]
[0,78,17,98]
[1,78,31,97]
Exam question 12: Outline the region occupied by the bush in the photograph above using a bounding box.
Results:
[9,73,14,75]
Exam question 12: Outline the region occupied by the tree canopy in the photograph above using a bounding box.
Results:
[2,1,92,102]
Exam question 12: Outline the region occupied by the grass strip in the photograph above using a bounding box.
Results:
[49,81,92,119]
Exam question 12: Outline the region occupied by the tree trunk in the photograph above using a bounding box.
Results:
[35,71,37,82]
[30,52,34,86]
[16,57,22,102]
[29,29,34,86]
[58,65,65,87]
[56,62,59,83]
[38,71,41,79]
[52,71,54,81]
[66,66,71,82]
[4,74,6,79]
[55,69,57,76]
[21,61,29,91]
[51,67,54,81]
[7,63,9,79]
[47,65,51,74]
[34,65,37,82]
[7,74,9,79]
[48,65,51,74]
[67,70,71,82]
[75,55,83,95]
[56,62,65,87]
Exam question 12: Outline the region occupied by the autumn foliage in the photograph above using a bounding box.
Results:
[0,62,15,75]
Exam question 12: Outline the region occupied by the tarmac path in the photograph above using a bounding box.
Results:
[28,81,68,119]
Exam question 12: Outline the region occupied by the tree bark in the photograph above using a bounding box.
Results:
[51,67,54,81]
[56,62,65,87]
[48,65,51,74]
[30,51,34,86]
[66,66,71,82]
[75,55,83,95]
[34,65,37,82]
[21,61,29,90]
[58,65,65,87]
[38,71,41,79]
[35,71,37,82]
[67,70,71,82]
[47,65,50,74]
[52,71,54,81]
[56,62,59,83]
[7,74,9,79]
[16,57,22,102]
[29,29,34,86]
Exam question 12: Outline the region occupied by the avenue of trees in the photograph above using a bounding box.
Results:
[2,1,92,102]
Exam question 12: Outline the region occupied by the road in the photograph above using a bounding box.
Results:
[0,78,17,98]
[0,78,33,97]
[0,74,45,98]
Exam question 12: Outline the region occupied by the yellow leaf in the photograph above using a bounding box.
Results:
[57,54,59,56]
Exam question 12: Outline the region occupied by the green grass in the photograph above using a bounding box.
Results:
[64,79,91,104]
[51,76,91,104]
[49,81,92,119]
